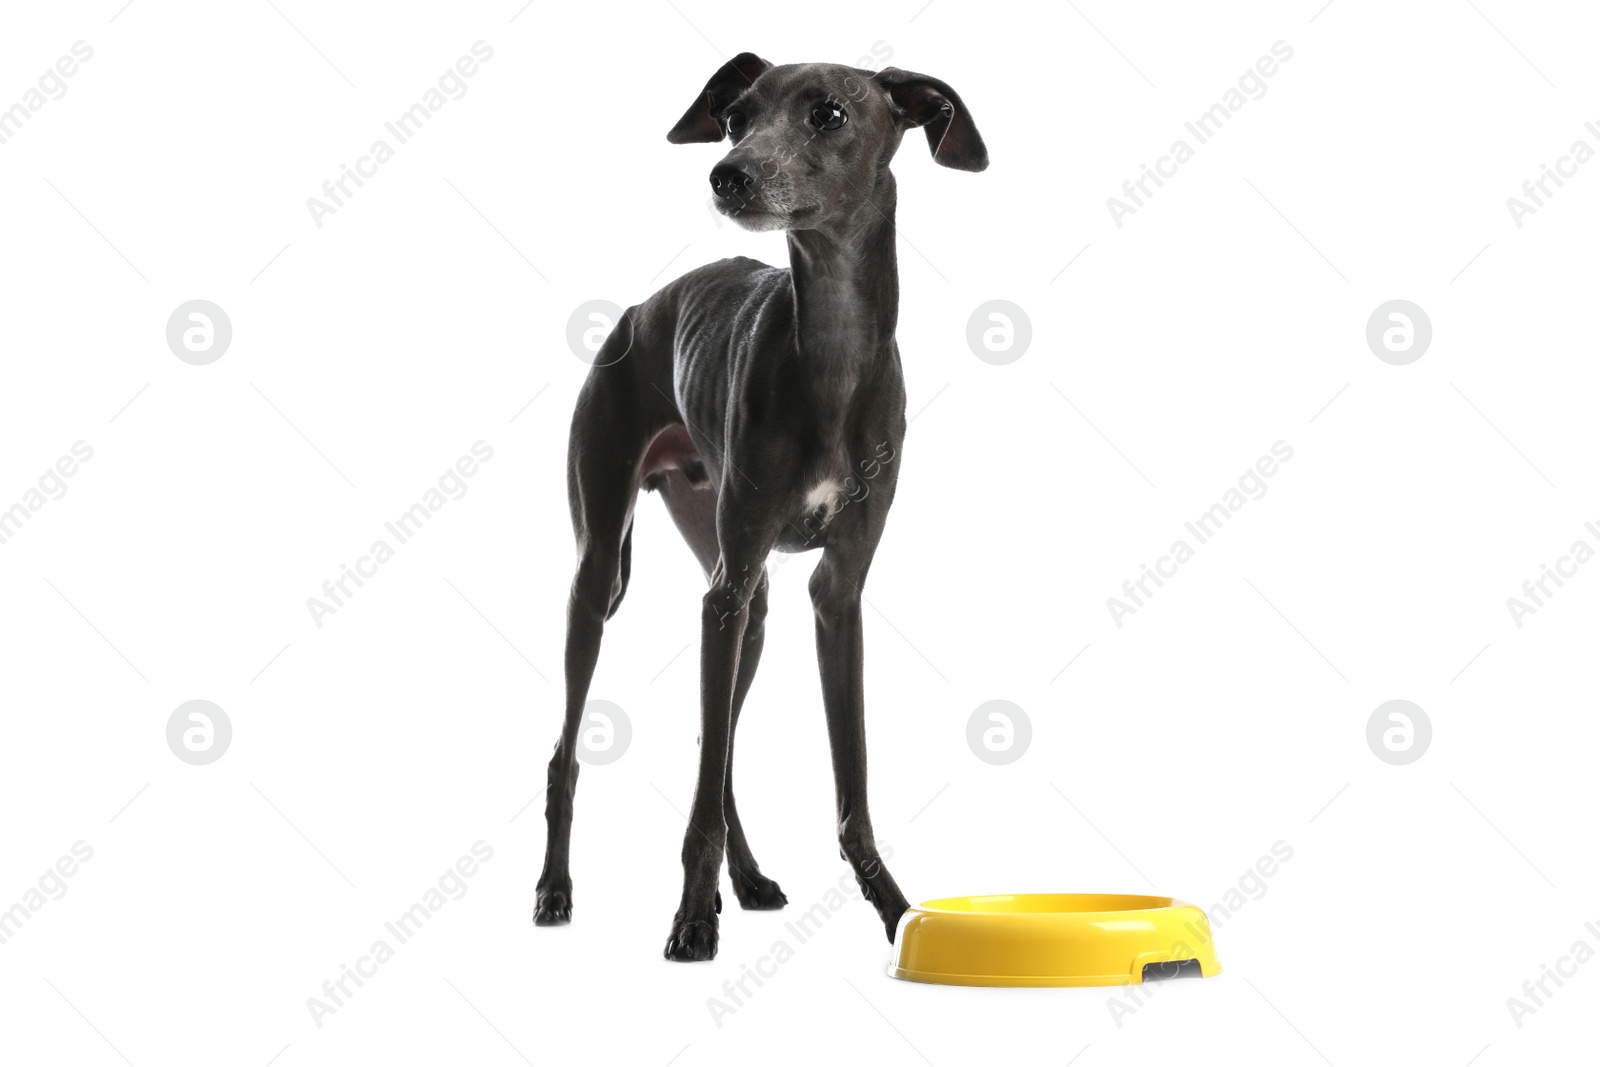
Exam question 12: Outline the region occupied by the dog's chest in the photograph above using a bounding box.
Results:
[783,474,849,548]
[803,478,842,512]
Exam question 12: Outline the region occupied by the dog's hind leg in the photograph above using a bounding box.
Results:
[534,353,655,926]
[658,473,787,911]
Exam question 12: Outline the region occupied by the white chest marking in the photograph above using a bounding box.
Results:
[804,479,842,512]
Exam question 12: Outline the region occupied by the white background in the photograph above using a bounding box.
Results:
[2,1,1597,1064]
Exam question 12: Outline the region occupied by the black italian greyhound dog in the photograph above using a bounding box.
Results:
[534,53,987,961]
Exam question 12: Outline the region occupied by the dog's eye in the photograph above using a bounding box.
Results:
[810,103,846,131]
[724,110,747,139]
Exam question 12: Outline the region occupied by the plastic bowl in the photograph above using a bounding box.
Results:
[888,893,1222,987]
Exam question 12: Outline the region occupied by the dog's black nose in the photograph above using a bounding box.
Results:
[709,161,757,199]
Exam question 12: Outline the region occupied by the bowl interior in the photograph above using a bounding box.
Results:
[918,893,1182,915]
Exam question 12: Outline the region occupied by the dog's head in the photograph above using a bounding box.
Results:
[667,54,987,232]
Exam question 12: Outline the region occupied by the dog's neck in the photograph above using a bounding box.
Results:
[784,173,899,374]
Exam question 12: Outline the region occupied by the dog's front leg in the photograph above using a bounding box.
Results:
[809,547,912,943]
[663,542,769,961]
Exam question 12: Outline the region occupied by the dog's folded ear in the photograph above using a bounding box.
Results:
[872,67,988,172]
[667,52,774,144]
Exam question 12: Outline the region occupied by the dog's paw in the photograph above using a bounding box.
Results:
[532,885,572,926]
[732,872,788,910]
[662,918,718,961]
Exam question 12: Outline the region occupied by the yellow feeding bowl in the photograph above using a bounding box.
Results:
[889,893,1222,988]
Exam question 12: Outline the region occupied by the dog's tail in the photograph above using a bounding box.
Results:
[605,519,633,621]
